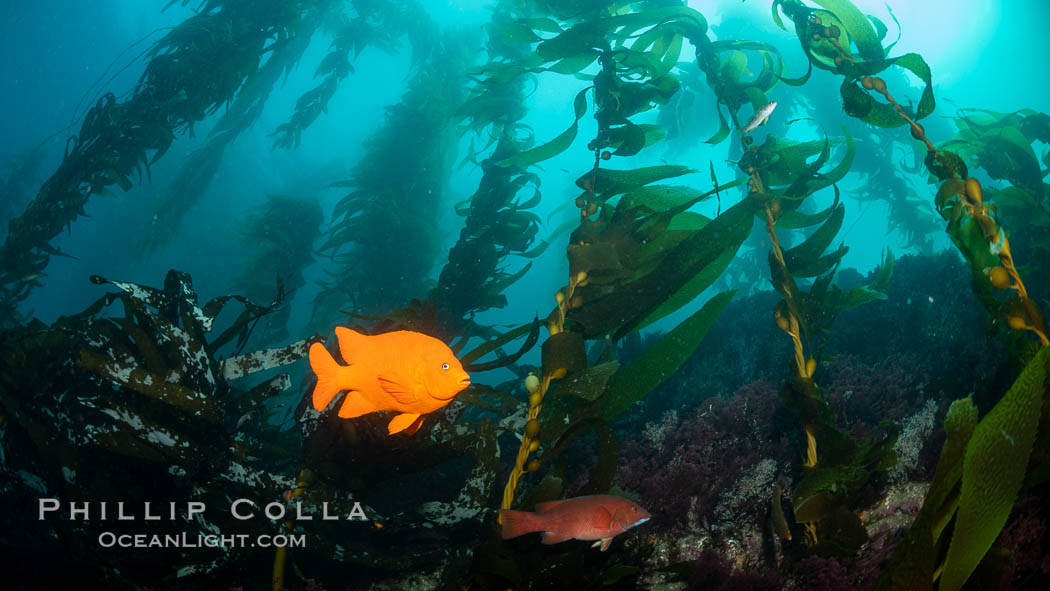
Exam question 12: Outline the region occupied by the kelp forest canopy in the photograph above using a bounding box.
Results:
[1,0,1050,590]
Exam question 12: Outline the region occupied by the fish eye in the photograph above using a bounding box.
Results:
[441,363,450,370]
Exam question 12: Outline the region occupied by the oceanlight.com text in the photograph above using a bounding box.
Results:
[97,532,306,549]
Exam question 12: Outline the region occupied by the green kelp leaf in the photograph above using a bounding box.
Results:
[749,135,844,189]
[577,165,694,201]
[883,4,903,53]
[939,346,1050,591]
[797,127,855,197]
[792,244,849,278]
[868,14,888,42]
[498,22,542,45]
[536,22,603,62]
[578,420,619,494]
[705,102,732,144]
[549,50,600,75]
[610,122,647,156]
[601,291,735,421]
[603,5,708,41]
[948,215,1000,274]
[869,248,894,292]
[605,107,669,150]
[842,284,887,309]
[842,53,935,127]
[1020,111,1050,142]
[783,203,845,275]
[980,126,1043,190]
[840,249,893,309]
[721,49,749,81]
[497,88,588,169]
[636,245,736,330]
[518,17,564,35]
[486,262,532,296]
[622,184,704,213]
[814,0,884,61]
[873,398,978,591]
[461,321,536,366]
[780,133,851,198]
[776,192,840,229]
[568,195,757,338]
[623,177,746,216]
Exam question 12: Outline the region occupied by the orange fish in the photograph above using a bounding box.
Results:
[499,495,651,551]
[309,328,471,435]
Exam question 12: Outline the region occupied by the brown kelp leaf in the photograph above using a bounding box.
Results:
[925,150,967,181]
[77,350,220,421]
[542,331,587,377]
[221,339,311,380]
[555,361,620,400]
[568,241,628,282]
[601,291,734,420]
[783,202,845,276]
[568,194,757,338]
[461,320,540,371]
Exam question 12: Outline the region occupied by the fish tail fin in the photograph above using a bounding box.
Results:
[499,509,541,540]
[309,342,350,412]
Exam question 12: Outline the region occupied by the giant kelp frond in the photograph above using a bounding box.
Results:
[0,0,311,327]
[137,1,330,255]
[490,4,763,538]
[310,29,470,325]
[232,194,323,346]
[271,0,438,150]
[875,347,1050,591]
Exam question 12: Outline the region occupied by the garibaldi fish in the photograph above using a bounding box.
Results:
[309,327,471,435]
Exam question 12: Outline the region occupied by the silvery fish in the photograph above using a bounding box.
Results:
[741,101,778,134]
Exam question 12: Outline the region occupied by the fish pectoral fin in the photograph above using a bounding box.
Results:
[387,412,422,435]
[592,537,614,552]
[591,506,614,529]
[540,531,573,545]
[337,393,375,419]
[377,375,419,404]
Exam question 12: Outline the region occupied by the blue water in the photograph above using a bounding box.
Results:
[2,0,1046,334]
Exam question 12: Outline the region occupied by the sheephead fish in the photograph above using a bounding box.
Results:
[308,327,470,435]
[500,495,651,551]
[741,101,777,134]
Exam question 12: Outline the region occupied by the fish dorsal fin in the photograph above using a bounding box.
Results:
[377,374,419,404]
[540,531,573,545]
[387,412,421,435]
[334,327,367,365]
[535,499,570,513]
[592,506,614,529]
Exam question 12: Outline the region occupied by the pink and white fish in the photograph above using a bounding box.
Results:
[500,495,651,552]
